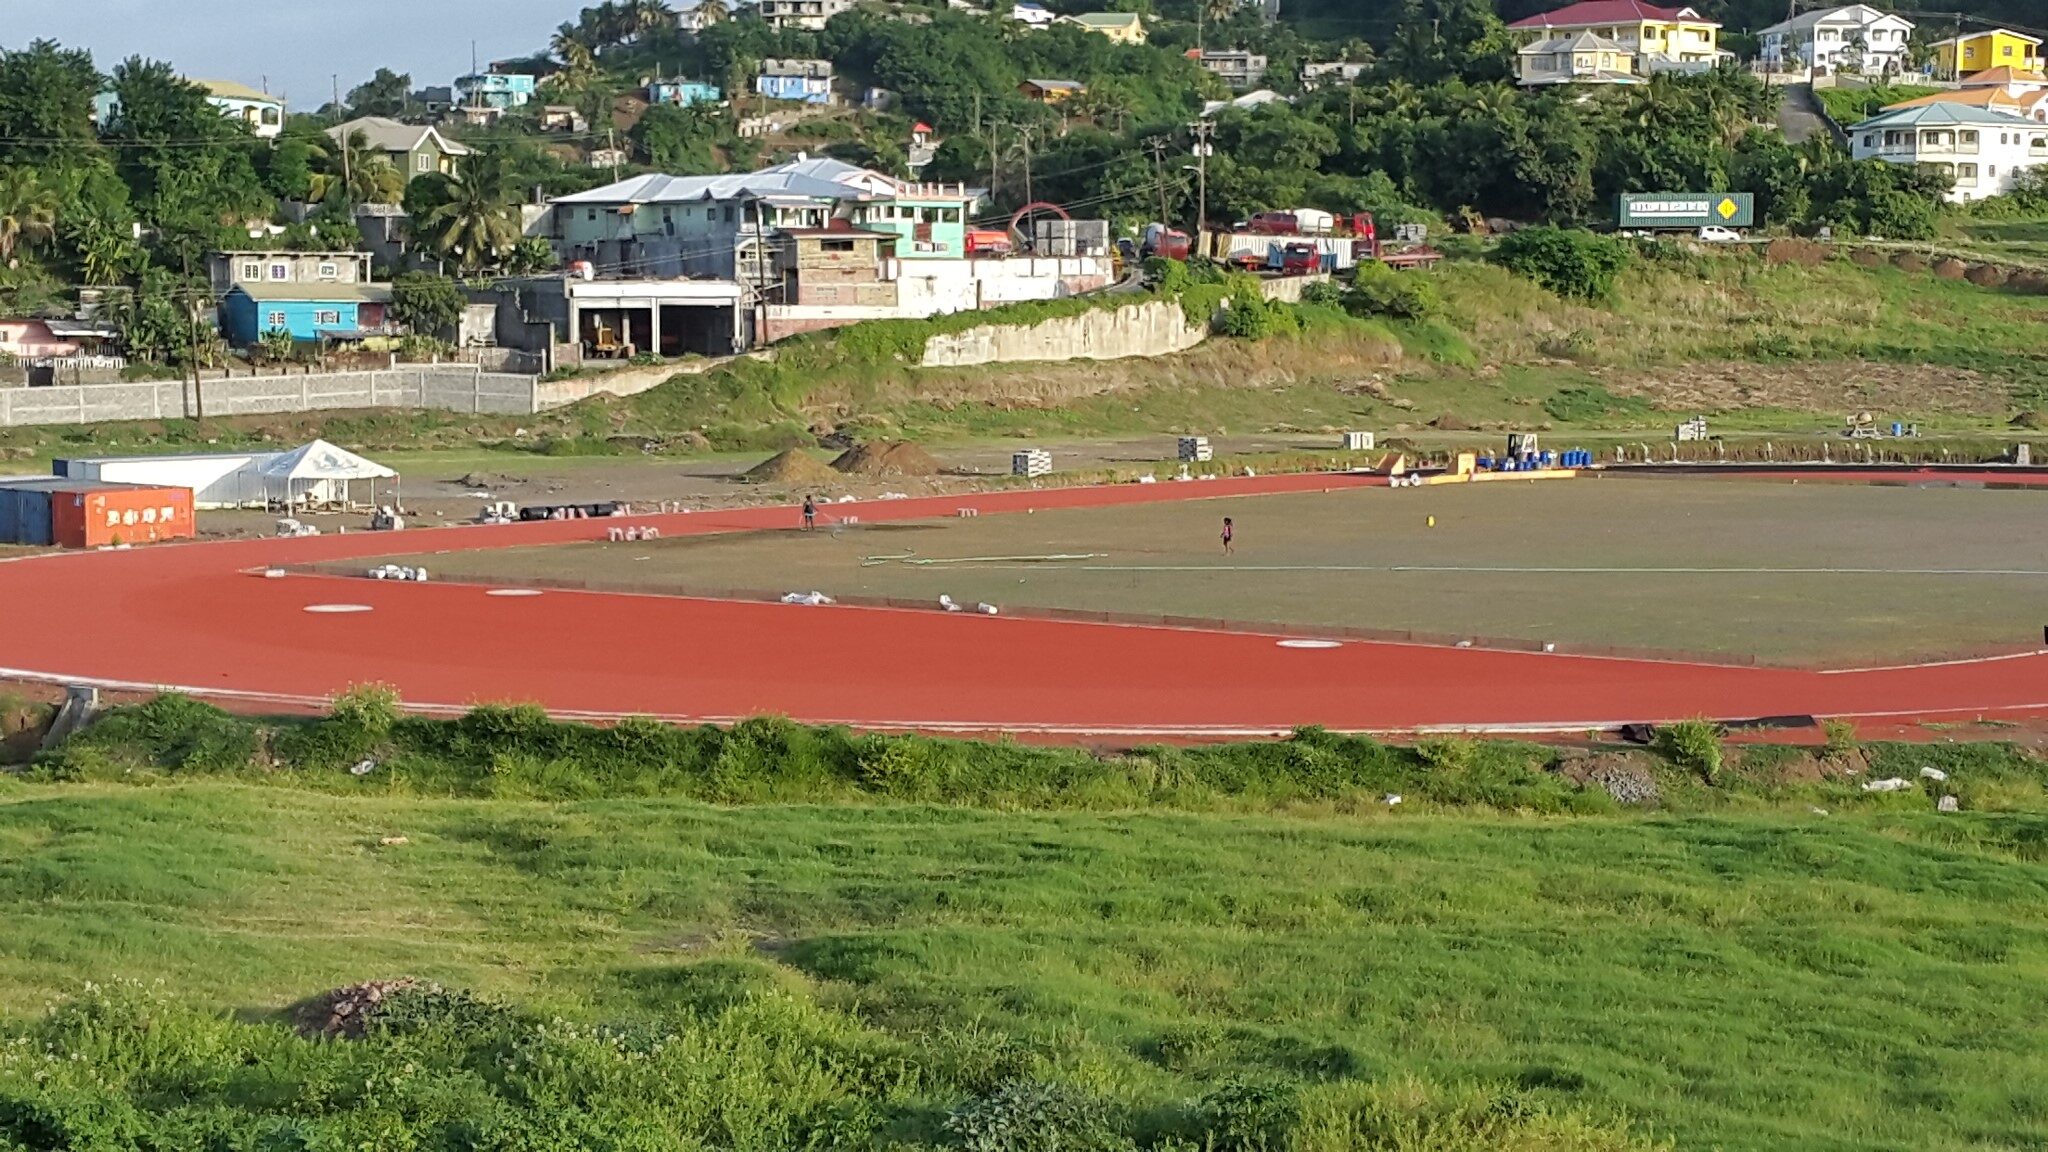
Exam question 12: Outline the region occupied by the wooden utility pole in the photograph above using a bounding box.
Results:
[333,75,352,201]
[180,251,204,425]
[1189,119,1215,240]
[1147,136,1170,224]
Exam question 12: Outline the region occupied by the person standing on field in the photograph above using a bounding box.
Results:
[1221,517,1235,555]
[802,495,817,531]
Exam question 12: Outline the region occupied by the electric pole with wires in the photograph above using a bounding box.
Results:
[1189,119,1214,242]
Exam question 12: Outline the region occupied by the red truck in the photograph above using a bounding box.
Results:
[966,229,1014,256]
[1278,243,1323,276]
[1142,224,1191,260]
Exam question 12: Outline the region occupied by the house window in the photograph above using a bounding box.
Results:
[1958,164,1978,180]
[2004,45,2014,58]
[266,311,287,330]
[241,262,260,280]
[1961,131,1978,146]
[822,239,855,252]
[724,206,735,222]
[417,154,431,172]
[314,310,342,326]
[269,263,289,281]
[317,261,338,280]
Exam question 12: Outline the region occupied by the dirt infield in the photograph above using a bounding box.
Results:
[377,478,2048,666]
[2,470,2046,738]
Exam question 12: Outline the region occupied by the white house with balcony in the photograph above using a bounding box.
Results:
[1849,102,2048,202]
[1758,5,1914,78]
[743,0,852,29]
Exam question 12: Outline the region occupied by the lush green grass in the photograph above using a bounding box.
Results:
[3,697,2046,1147]
[1812,84,1944,128]
[0,775,2044,1149]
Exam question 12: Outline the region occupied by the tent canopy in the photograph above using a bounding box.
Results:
[257,440,397,482]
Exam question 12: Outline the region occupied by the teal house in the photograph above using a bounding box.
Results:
[853,182,978,259]
[648,79,721,107]
[221,283,393,344]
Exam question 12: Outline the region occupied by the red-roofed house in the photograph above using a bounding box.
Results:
[1507,1,1724,75]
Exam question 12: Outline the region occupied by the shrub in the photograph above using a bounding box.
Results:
[946,1081,1130,1152]
[1656,719,1725,784]
[389,271,465,339]
[1822,719,1860,758]
[1491,228,1633,301]
[1299,279,1345,307]
[1343,263,1441,320]
[1195,1078,1301,1150]
[1541,384,1651,424]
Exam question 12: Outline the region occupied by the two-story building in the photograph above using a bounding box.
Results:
[1507,1,1724,75]
[1198,50,1269,91]
[1062,12,1146,44]
[757,59,835,105]
[1758,5,1915,78]
[774,227,899,307]
[1849,102,2048,202]
[1300,61,1370,89]
[648,79,723,107]
[93,79,285,139]
[1517,32,1643,86]
[1932,28,2043,79]
[210,251,393,345]
[327,117,472,185]
[454,71,538,111]
[745,0,852,29]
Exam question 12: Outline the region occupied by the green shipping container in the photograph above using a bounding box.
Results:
[1617,193,1755,230]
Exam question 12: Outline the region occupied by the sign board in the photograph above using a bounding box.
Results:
[1617,192,1755,230]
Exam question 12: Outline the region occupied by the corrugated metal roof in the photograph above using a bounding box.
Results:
[228,283,395,304]
[0,478,184,493]
[1851,102,2041,129]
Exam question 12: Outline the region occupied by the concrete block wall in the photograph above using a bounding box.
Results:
[919,299,1211,368]
[0,368,540,428]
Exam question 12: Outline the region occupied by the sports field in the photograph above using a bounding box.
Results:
[383,477,2048,666]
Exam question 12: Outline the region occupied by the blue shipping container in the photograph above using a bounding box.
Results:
[0,486,55,545]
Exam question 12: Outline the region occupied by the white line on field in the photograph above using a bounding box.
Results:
[914,563,2048,577]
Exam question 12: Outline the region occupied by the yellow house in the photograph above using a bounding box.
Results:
[1062,12,1146,45]
[1933,29,2044,78]
[1507,1,1722,73]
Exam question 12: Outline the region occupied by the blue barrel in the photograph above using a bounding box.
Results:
[1478,455,1494,470]
[1891,422,1904,437]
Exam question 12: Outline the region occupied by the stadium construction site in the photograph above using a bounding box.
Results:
[3,462,2047,741]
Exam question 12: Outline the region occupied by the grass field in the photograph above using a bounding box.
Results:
[377,477,2048,665]
[0,775,2044,1150]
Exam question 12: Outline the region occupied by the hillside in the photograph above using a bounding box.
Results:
[1292,0,2045,38]
[2,696,2046,1149]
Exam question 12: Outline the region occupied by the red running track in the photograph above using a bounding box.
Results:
[3,471,2045,737]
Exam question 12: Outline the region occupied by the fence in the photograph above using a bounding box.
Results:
[0,366,543,428]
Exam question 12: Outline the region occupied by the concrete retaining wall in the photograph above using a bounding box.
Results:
[919,299,1211,368]
[0,367,541,428]
[916,276,1326,369]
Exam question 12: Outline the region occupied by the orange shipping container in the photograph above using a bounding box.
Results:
[50,485,195,548]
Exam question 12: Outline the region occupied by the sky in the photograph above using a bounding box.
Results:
[8,0,604,109]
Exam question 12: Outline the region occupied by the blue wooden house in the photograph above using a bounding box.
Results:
[757,59,835,105]
[221,283,393,345]
[648,79,722,107]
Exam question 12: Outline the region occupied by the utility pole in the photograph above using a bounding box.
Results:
[1189,119,1214,241]
[334,75,352,202]
[608,127,622,182]
[1020,125,1035,206]
[1147,136,1169,224]
[180,251,204,425]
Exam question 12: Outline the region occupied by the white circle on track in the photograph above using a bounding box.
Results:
[304,604,374,614]
[1277,639,1342,650]
[486,589,544,597]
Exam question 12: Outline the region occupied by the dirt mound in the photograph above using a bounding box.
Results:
[1891,252,1927,273]
[1964,263,2008,288]
[1848,248,1885,268]
[295,978,430,1039]
[2012,410,2048,430]
[2009,270,2048,296]
[745,449,839,486]
[1765,238,1829,267]
[1429,413,1473,432]
[832,441,940,478]
[1932,257,1968,280]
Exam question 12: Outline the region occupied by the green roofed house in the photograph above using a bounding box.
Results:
[1848,101,2048,202]
[1062,11,1146,43]
[327,116,472,186]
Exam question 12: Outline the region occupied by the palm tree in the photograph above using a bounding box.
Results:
[421,158,522,273]
[311,130,403,205]
[0,169,59,264]
[631,0,675,38]
[695,0,728,27]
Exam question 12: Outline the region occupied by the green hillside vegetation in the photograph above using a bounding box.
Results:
[1813,84,1945,128]
[1,695,2045,1149]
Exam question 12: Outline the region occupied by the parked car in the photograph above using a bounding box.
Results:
[1696,225,1742,243]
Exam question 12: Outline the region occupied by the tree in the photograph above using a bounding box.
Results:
[0,169,59,263]
[418,156,522,272]
[1492,227,1633,301]
[311,129,402,206]
[103,57,272,253]
[634,102,722,171]
[695,0,729,28]
[390,271,466,337]
[0,40,103,167]
[347,68,413,118]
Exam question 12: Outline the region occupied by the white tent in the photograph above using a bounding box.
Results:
[258,440,399,511]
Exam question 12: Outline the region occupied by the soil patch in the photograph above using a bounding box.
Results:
[745,449,840,487]
[1600,361,2011,416]
[833,441,941,478]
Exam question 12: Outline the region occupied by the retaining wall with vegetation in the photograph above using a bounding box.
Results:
[919,275,1328,369]
[0,367,542,428]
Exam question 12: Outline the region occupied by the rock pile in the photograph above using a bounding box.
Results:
[295,978,434,1039]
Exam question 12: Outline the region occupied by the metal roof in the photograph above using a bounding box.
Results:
[1851,102,2042,129]
[228,283,395,304]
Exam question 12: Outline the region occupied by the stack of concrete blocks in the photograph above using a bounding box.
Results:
[1178,436,1213,463]
[1012,449,1053,479]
